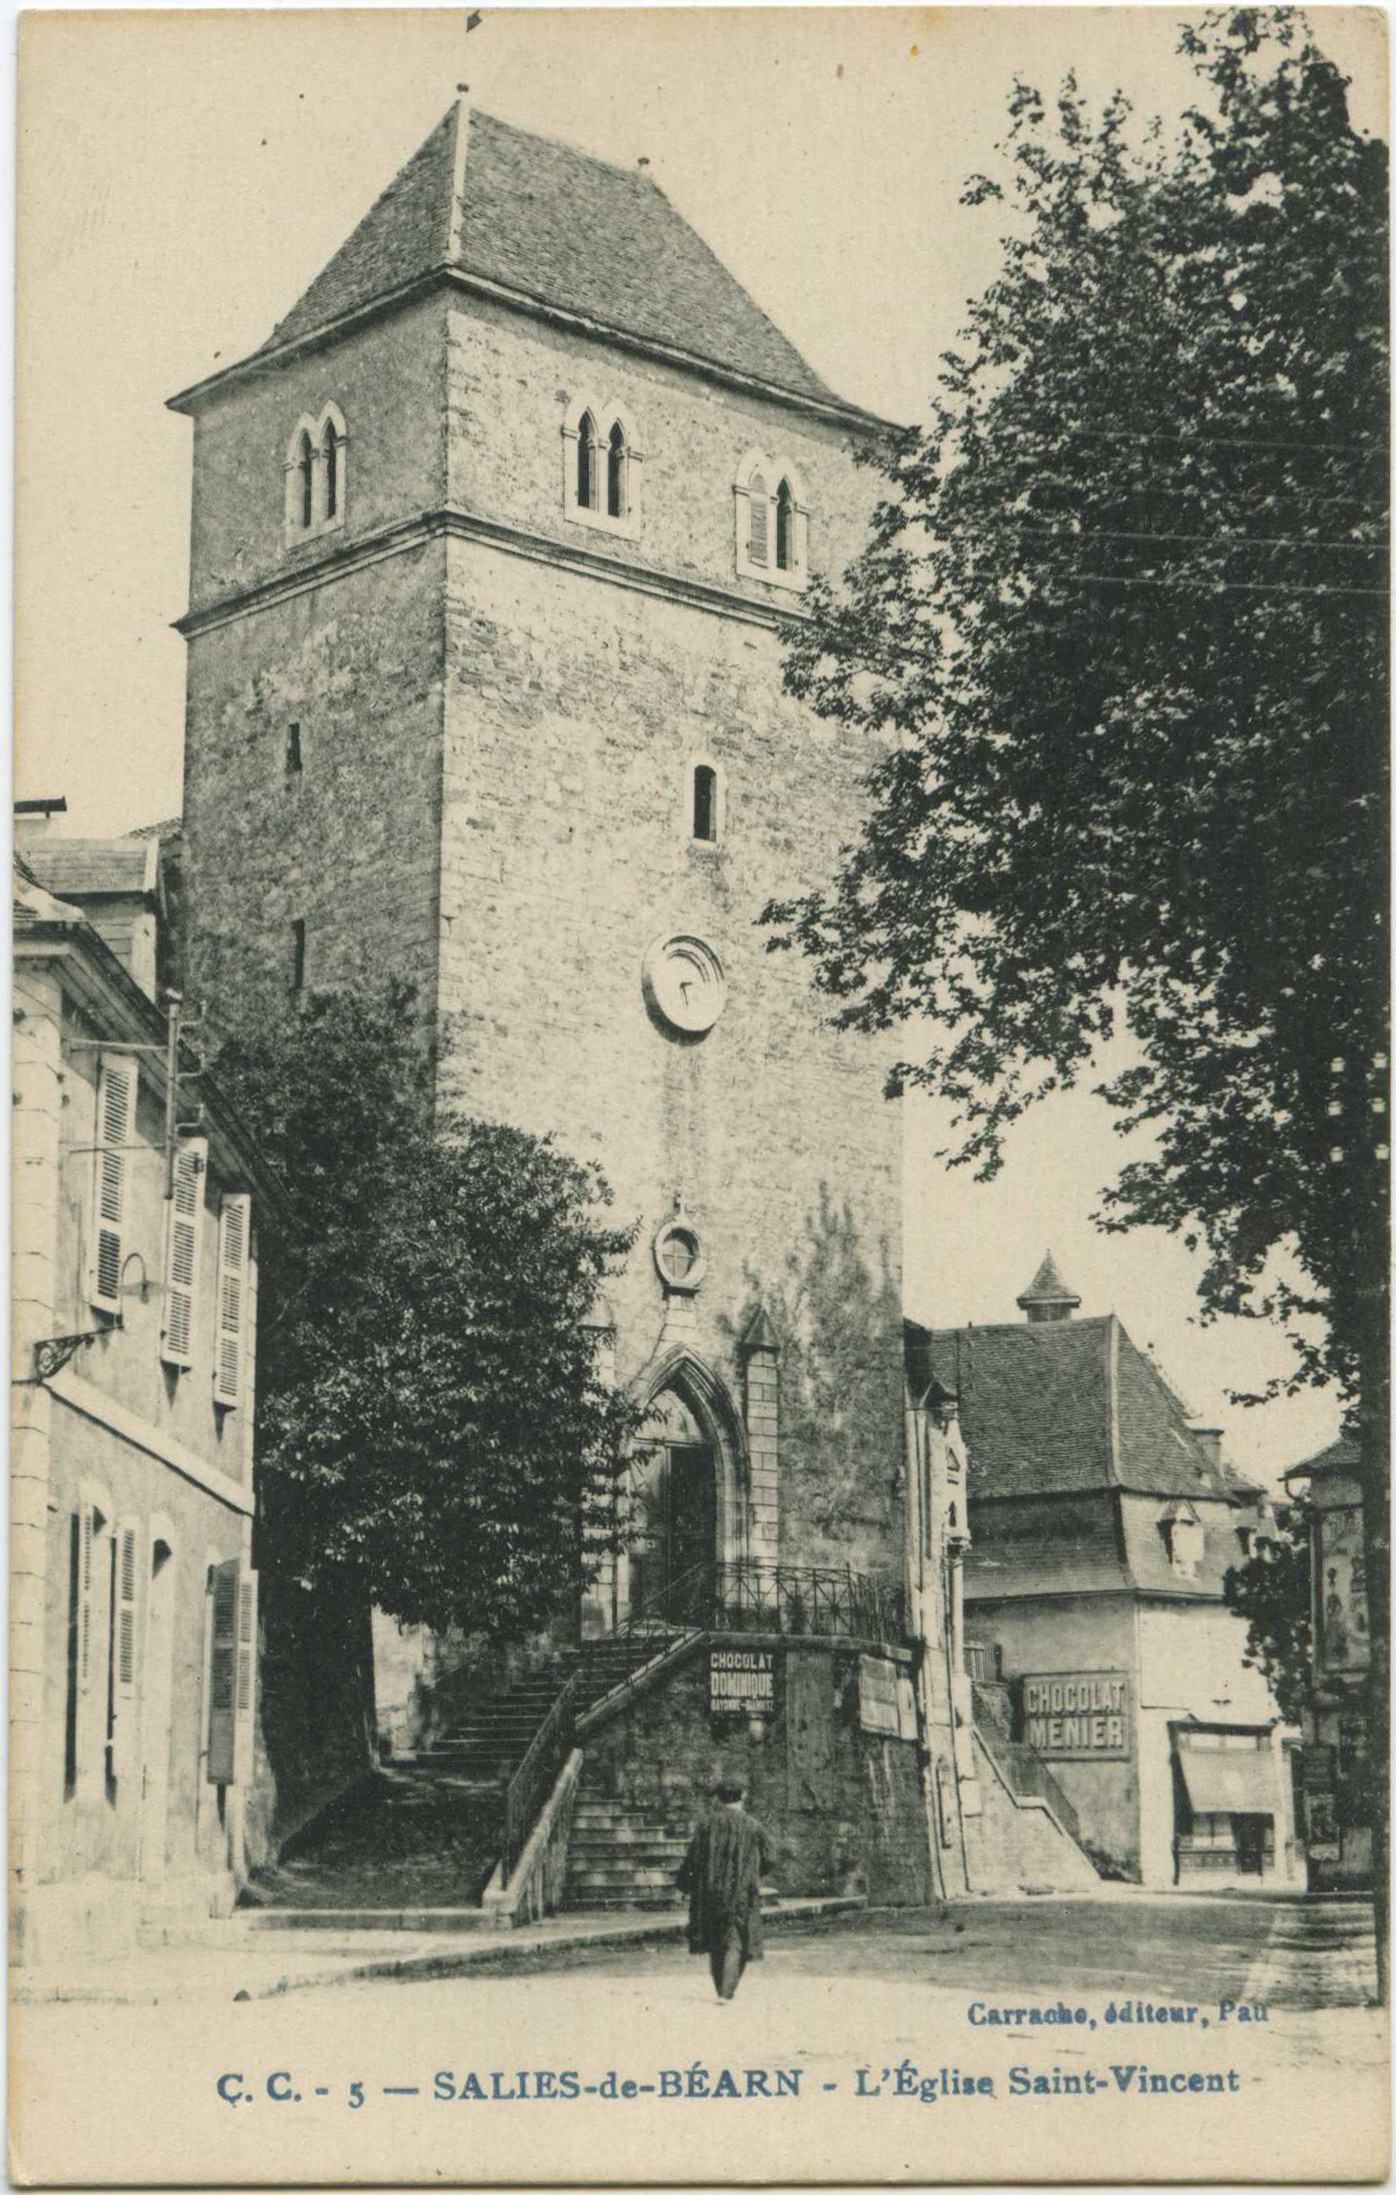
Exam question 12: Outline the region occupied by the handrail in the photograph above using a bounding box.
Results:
[499,1557,908,1879]
[971,1688,1085,1847]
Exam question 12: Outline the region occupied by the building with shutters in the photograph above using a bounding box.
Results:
[909,1254,1305,1890]
[11,836,283,1964]
[163,99,981,1907]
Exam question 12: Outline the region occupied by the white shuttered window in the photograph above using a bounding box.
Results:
[162,1136,207,1369]
[214,1194,252,1407]
[89,1056,137,1314]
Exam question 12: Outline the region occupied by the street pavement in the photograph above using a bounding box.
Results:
[11,1897,1386,2186]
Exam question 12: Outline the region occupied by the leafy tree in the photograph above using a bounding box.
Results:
[216,985,644,1638]
[766,10,1387,1985]
[1223,1505,1313,1724]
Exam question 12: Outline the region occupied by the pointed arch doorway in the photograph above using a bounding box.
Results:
[629,1389,715,1622]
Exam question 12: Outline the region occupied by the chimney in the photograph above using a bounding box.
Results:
[1016,1250,1081,1325]
[1191,1426,1224,1472]
[14,796,68,845]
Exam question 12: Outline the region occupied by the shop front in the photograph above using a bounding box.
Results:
[1171,1724,1285,1885]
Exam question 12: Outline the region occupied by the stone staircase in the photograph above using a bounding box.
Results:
[564,1785,694,1912]
[414,1632,682,1786]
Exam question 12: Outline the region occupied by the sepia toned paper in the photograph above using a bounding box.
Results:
[10,7,1390,2186]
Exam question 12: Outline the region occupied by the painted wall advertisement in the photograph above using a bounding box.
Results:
[1317,1507,1369,1675]
[709,1646,776,1716]
[1021,1671,1130,1759]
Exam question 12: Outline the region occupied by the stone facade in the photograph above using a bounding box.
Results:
[170,101,961,1900]
[11,860,281,1962]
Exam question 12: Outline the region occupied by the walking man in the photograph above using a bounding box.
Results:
[677,1779,774,2001]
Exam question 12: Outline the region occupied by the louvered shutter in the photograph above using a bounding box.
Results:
[162,1136,207,1369]
[213,1194,251,1407]
[112,1522,139,1785]
[207,1558,239,1784]
[77,1503,95,1694]
[90,1057,136,1314]
[234,1569,259,1786]
[748,475,769,566]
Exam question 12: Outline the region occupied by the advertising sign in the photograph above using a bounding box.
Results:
[709,1646,776,1716]
[1021,1671,1130,1759]
[1317,1507,1369,1675]
[858,1653,903,1737]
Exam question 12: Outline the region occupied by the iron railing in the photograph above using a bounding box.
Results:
[651,1559,907,1647]
[501,1667,583,1882]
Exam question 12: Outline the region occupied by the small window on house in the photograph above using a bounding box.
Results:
[693,764,717,843]
[775,478,795,570]
[747,471,769,567]
[286,723,302,777]
[577,413,598,512]
[323,421,339,521]
[607,422,627,519]
[297,433,314,530]
[290,919,306,994]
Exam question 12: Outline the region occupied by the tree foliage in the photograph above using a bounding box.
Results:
[1223,1504,1313,1723]
[216,986,644,1637]
[767,10,1387,1409]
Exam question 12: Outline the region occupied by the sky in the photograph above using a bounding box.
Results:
[14,5,1386,1483]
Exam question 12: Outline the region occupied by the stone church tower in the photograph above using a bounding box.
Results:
[171,102,976,1902]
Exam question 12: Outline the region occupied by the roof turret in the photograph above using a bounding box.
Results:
[1016,1250,1082,1324]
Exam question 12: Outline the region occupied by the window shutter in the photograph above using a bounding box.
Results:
[89,1056,136,1314]
[113,1522,140,1785]
[234,1569,259,1786]
[207,1558,239,1784]
[748,476,769,567]
[162,1136,207,1369]
[214,1194,251,1407]
[78,1503,96,1693]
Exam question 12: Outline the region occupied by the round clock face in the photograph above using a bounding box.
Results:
[643,933,727,1033]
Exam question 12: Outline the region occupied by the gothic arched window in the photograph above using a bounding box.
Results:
[576,412,598,512]
[322,420,339,521]
[297,432,314,530]
[607,420,627,519]
[775,478,795,570]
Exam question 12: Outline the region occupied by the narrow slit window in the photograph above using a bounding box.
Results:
[577,413,597,511]
[607,422,627,518]
[775,479,795,570]
[693,765,717,843]
[297,433,314,530]
[323,421,339,520]
[286,723,302,777]
[290,918,306,994]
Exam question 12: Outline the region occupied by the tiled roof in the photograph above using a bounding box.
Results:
[1016,1249,1080,1309]
[1120,1492,1255,1599]
[1290,1434,1361,1480]
[906,1314,1236,1501]
[257,104,835,405]
[22,838,158,901]
[13,859,81,931]
[966,1497,1131,1602]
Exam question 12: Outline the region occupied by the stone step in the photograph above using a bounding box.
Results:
[569,1841,689,1863]
[567,1868,686,1891]
[245,1906,492,1933]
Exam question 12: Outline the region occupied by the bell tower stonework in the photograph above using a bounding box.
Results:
[171,102,966,1901]
[173,98,904,1575]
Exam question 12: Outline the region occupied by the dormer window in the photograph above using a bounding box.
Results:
[735,451,808,589]
[563,395,642,540]
[285,404,347,544]
[1163,1502,1204,1579]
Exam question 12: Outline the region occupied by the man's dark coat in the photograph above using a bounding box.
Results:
[677,1805,774,1957]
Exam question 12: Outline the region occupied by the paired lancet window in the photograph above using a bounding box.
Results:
[563,395,641,538]
[285,405,347,541]
[735,452,807,588]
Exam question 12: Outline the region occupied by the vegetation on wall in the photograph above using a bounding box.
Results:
[216,984,644,1639]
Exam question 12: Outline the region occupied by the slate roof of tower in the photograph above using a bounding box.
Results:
[256,104,836,405]
[905,1315,1243,1503]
